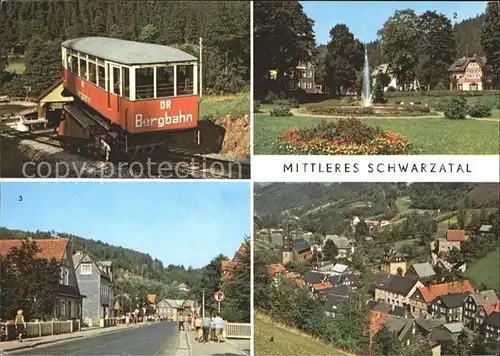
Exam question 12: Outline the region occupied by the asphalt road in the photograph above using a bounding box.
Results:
[9,322,180,355]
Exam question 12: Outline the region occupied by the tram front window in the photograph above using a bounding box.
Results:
[136,68,154,99]
[157,66,174,97]
[176,64,194,95]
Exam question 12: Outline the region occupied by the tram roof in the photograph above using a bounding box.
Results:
[62,37,197,65]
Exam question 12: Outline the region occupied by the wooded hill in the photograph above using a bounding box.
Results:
[363,13,486,69]
[0,227,202,299]
[254,183,499,234]
[0,0,250,96]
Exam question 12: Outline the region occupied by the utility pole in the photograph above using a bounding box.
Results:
[199,37,203,98]
[202,292,205,318]
[218,301,220,314]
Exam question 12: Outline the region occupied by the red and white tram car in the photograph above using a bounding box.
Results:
[58,37,199,155]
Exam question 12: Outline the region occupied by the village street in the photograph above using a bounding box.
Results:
[5,322,181,355]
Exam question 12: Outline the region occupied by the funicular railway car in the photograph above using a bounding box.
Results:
[59,36,199,157]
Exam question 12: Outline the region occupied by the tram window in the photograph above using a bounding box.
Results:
[136,67,154,99]
[176,65,194,95]
[97,65,106,90]
[89,62,97,85]
[68,55,76,73]
[79,58,87,79]
[157,66,174,97]
[122,67,130,99]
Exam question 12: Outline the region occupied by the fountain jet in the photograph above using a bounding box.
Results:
[361,45,372,107]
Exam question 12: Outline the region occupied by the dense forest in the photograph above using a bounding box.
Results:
[254,183,499,234]
[0,0,250,96]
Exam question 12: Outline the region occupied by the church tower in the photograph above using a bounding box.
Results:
[282,232,293,265]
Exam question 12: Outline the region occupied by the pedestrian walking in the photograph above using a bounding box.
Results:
[214,313,224,342]
[15,310,25,342]
[194,314,202,342]
[210,314,216,341]
[202,315,211,343]
[178,311,185,331]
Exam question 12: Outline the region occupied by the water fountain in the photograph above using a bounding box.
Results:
[361,44,372,107]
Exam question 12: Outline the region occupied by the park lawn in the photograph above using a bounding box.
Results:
[489,108,500,119]
[465,249,500,290]
[393,238,420,250]
[199,91,249,119]
[254,115,500,155]
[5,59,26,74]
[255,314,353,356]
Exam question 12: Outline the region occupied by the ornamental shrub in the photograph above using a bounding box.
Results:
[444,97,468,120]
[468,102,492,118]
[270,106,292,117]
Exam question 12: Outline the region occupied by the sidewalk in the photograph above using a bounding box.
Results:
[0,321,153,353]
[185,330,249,356]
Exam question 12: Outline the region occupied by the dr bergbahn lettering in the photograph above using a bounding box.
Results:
[135,100,193,129]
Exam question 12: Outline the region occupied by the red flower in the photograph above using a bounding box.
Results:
[333,140,339,146]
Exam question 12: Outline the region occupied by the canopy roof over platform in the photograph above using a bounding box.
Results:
[62,37,197,65]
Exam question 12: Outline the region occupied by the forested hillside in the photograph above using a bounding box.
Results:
[362,13,486,68]
[0,0,250,96]
[254,183,499,235]
[0,227,203,298]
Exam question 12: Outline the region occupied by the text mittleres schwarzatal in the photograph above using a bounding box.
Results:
[283,162,472,174]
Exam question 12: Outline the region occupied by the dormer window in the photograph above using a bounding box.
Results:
[81,263,92,275]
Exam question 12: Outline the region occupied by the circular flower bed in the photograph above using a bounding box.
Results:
[276,118,412,155]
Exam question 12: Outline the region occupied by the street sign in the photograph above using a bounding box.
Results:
[213,290,225,302]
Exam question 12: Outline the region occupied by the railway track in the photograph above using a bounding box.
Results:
[3,128,250,179]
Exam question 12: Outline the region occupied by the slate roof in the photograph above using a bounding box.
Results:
[479,225,493,232]
[385,315,414,341]
[484,311,500,328]
[390,305,409,317]
[62,37,197,65]
[322,284,349,297]
[331,236,350,249]
[438,293,470,309]
[415,317,444,332]
[324,294,348,312]
[443,322,464,334]
[0,238,68,261]
[448,55,486,72]
[293,238,310,253]
[468,290,499,306]
[304,271,325,285]
[57,284,84,298]
[367,300,392,314]
[409,262,436,278]
[375,275,419,296]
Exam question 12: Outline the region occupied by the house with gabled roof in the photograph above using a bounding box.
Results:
[292,238,312,261]
[478,224,494,237]
[221,242,248,282]
[433,230,468,256]
[0,237,84,320]
[482,311,500,342]
[429,292,471,322]
[177,283,190,292]
[374,275,424,309]
[266,263,286,279]
[381,250,408,276]
[409,280,474,316]
[405,262,436,282]
[449,55,488,91]
[463,290,499,330]
[73,250,114,321]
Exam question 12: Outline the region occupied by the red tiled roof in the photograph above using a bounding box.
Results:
[313,282,332,291]
[417,280,474,303]
[484,301,500,316]
[370,310,390,336]
[446,230,467,242]
[0,238,68,261]
[221,242,248,281]
[266,263,286,278]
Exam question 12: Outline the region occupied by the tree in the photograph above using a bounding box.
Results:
[221,239,250,322]
[323,240,338,261]
[254,1,315,99]
[192,253,227,315]
[470,332,490,355]
[354,220,370,239]
[481,2,500,88]
[456,329,470,356]
[372,72,387,104]
[378,9,419,89]
[138,24,159,44]
[253,251,272,311]
[325,24,364,96]
[371,325,402,356]
[0,239,61,320]
[415,11,456,90]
